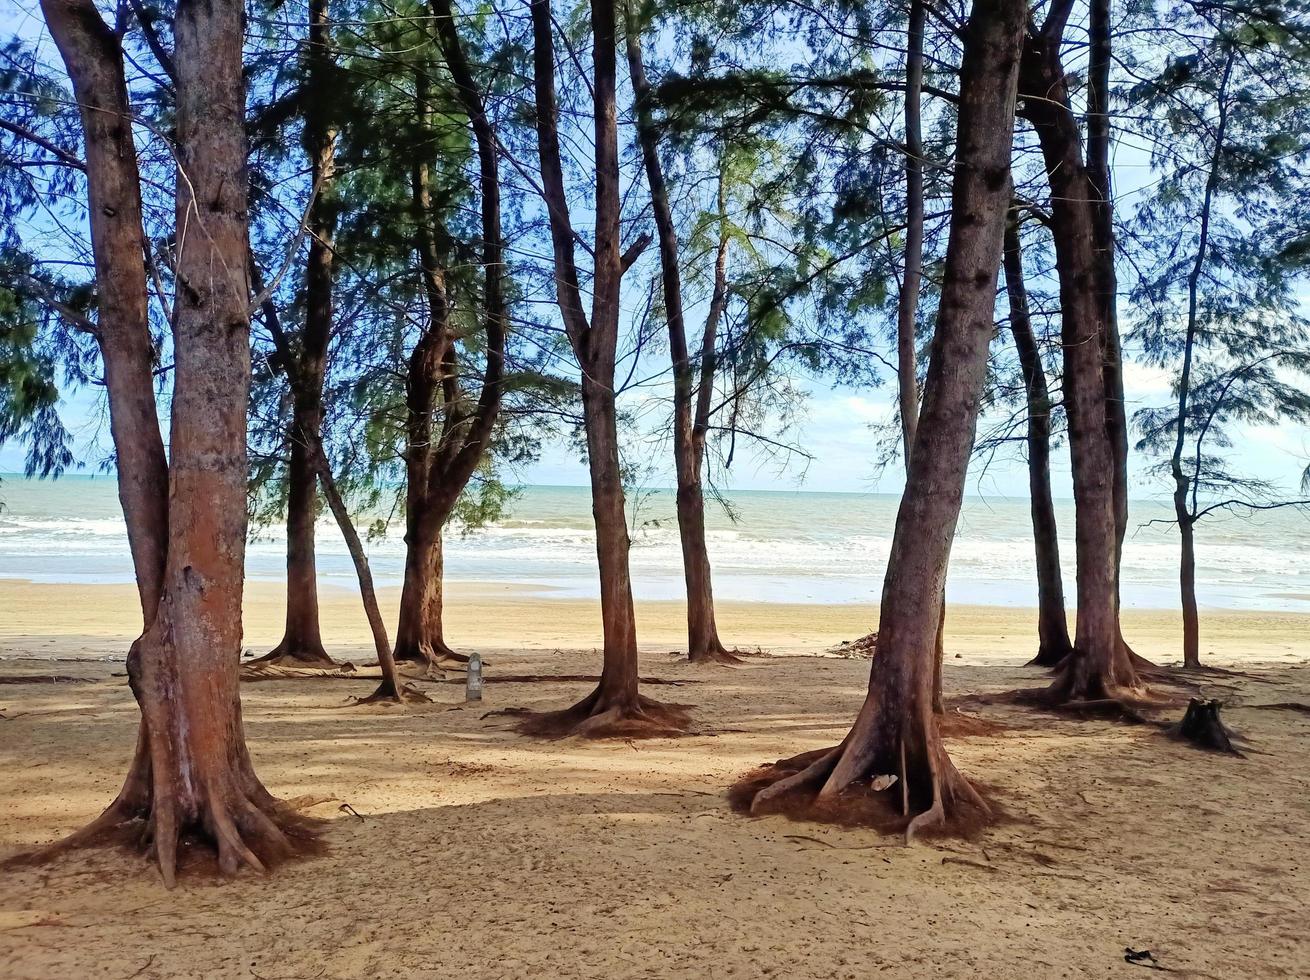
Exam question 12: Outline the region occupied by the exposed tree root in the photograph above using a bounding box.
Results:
[992,685,1157,723]
[246,640,338,670]
[512,687,693,739]
[1171,698,1244,756]
[0,674,91,685]
[1252,702,1310,716]
[240,661,357,682]
[394,638,472,674]
[688,643,745,665]
[730,732,996,841]
[2,740,324,886]
[439,673,694,686]
[347,680,432,706]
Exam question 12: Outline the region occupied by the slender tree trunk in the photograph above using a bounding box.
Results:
[1171,52,1232,670]
[1003,216,1073,666]
[895,0,948,711]
[1019,18,1139,701]
[39,0,168,620]
[264,0,336,666]
[521,0,687,736]
[625,13,733,663]
[739,0,1025,834]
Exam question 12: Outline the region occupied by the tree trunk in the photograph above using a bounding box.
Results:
[18,0,322,884]
[39,0,168,620]
[263,0,335,666]
[519,0,688,736]
[262,394,331,665]
[625,13,734,664]
[394,501,459,669]
[737,0,1025,835]
[1019,18,1140,702]
[1178,508,1200,668]
[1003,215,1073,667]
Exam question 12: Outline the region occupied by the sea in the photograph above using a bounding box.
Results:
[1,475,1307,612]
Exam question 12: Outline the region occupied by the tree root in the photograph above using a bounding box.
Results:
[347,680,432,706]
[3,776,324,887]
[991,686,1157,723]
[1024,643,1074,669]
[241,661,357,681]
[247,640,338,670]
[830,632,878,659]
[394,639,474,674]
[688,645,745,665]
[511,688,693,739]
[731,735,995,841]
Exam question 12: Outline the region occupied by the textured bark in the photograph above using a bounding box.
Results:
[520,0,688,736]
[19,0,320,884]
[1003,216,1073,667]
[625,13,735,664]
[262,0,335,666]
[1018,11,1140,701]
[736,0,1025,834]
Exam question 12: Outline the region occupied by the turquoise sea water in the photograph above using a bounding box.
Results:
[1,475,1308,612]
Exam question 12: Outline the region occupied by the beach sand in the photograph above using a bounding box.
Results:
[2,579,1309,978]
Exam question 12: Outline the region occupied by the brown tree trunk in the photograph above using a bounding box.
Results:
[737,0,1025,834]
[625,12,734,664]
[1018,12,1140,703]
[1003,215,1074,667]
[39,0,168,620]
[262,0,335,667]
[1178,508,1200,668]
[520,0,687,737]
[20,0,322,884]
[394,500,459,669]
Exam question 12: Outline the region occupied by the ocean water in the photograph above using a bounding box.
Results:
[1,475,1308,612]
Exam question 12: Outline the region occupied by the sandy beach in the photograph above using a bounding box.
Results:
[3,579,1310,978]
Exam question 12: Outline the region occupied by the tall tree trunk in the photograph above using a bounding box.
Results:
[738,0,1025,834]
[522,0,687,737]
[20,0,322,884]
[1003,215,1073,666]
[263,0,336,666]
[39,0,168,620]
[625,11,734,664]
[1019,12,1140,701]
[895,0,947,712]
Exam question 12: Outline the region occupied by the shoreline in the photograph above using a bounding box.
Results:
[2,577,1307,665]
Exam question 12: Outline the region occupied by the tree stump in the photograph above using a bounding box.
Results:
[1175,698,1242,755]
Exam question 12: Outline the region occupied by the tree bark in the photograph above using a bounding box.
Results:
[625,11,734,664]
[20,0,322,884]
[521,0,688,736]
[738,0,1025,834]
[1018,11,1140,701]
[1003,214,1073,666]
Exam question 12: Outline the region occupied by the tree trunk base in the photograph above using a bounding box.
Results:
[394,639,472,675]
[3,737,323,886]
[688,643,745,665]
[249,638,337,669]
[1024,643,1075,668]
[512,686,692,739]
[1173,698,1243,755]
[730,725,994,841]
[349,679,433,706]
[998,654,1159,723]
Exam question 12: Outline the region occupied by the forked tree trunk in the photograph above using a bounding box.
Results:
[20,0,321,884]
[1003,216,1073,666]
[1019,14,1140,702]
[263,0,335,667]
[521,0,687,737]
[625,13,735,664]
[737,0,1025,834]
